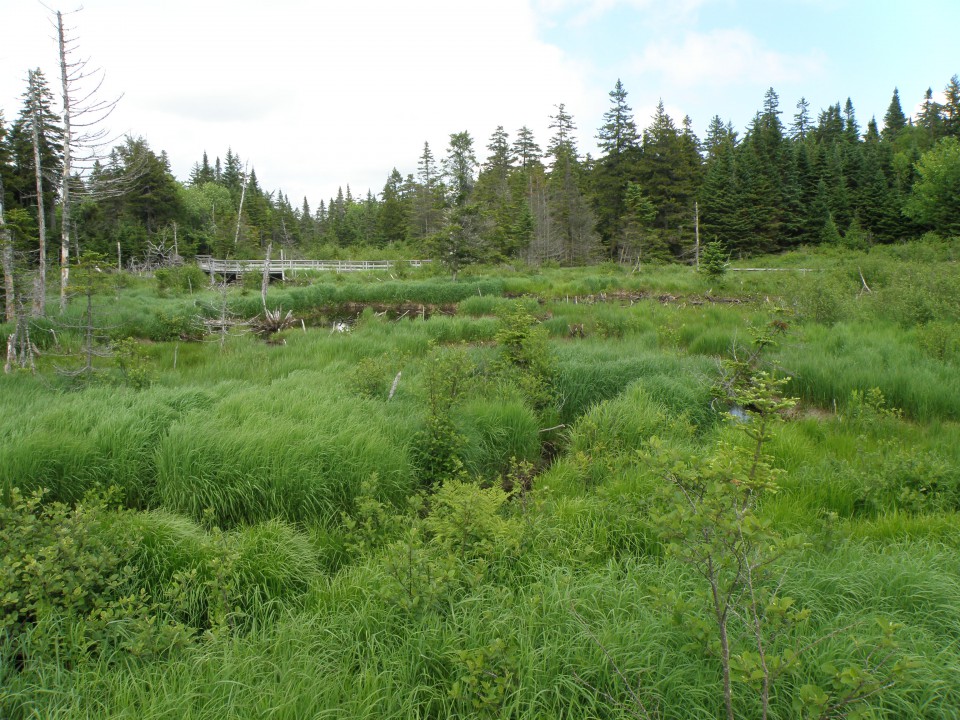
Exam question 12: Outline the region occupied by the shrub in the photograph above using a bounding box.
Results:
[0,488,190,671]
[155,265,207,295]
[149,309,206,342]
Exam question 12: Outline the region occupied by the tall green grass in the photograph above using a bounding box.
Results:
[554,339,714,423]
[155,371,417,527]
[779,322,960,420]
[0,385,218,505]
[6,244,960,720]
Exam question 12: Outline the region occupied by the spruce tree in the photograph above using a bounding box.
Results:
[942,75,960,138]
[189,151,216,186]
[410,141,443,240]
[443,131,478,208]
[791,97,811,141]
[299,196,315,246]
[512,126,542,170]
[546,104,598,264]
[476,126,530,258]
[703,115,735,158]
[0,111,13,212]
[843,98,860,141]
[637,101,701,257]
[9,69,64,215]
[484,126,513,180]
[916,88,945,146]
[858,120,901,243]
[882,88,907,143]
[699,135,744,250]
[593,79,640,253]
[597,79,639,156]
[379,168,409,244]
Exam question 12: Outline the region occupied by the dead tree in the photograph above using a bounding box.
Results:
[27,69,50,316]
[233,161,249,247]
[3,186,40,372]
[54,8,124,313]
[1,186,15,323]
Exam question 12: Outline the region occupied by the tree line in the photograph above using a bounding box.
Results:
[3,71,960,288]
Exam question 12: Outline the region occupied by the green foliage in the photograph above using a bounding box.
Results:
[347,354,404,400]
[112,336,153,389]
[851,436,959,515]
[154,265,207,296]
[0,488,190,671]
[904,136,960,236]
[449,638,518,717]
[3,251,958,718]
[793,270,855,325]
[699,240,728,277]
[847,386,902,423]
[378,479,522,615]
[148,308,206,342]
[410,347,473,487]
[914,320,960,361]
[494,303,557,414]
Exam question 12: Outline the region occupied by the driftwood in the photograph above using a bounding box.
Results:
[251,308,296,336]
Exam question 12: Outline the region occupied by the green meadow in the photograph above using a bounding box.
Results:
[3,240,960,719]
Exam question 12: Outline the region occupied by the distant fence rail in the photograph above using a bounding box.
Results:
[196,256,432,275]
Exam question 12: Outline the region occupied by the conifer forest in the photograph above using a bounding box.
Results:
[3,8,960,720]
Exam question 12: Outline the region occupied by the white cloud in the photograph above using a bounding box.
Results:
[630,28,826,88]
[535,0,709,24]
[3,0,592,205]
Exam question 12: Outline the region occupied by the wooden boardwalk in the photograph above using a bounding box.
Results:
[196,256,431,276]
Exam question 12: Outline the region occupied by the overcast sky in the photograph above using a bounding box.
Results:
[3,0,958,208]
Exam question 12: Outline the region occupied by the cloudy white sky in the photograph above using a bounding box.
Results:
[3,0,958,208]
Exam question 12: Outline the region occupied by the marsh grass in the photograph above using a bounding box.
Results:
[5,244,960,719]
[0,385,218,505]
[155,372,417,527]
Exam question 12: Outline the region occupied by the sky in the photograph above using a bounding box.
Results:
[3,0,959,209]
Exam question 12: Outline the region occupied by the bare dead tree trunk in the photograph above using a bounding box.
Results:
[54,8,123,312]
[57,11,73,314]
[28,69,48,316]
[1,190,15,323]
[233,161,249,247]
[261,241,272,313]
[694,201,700,271]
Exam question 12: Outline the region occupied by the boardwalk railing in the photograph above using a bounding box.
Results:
[196,256,431,275]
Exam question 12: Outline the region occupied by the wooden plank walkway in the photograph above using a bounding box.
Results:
[196,256,431,275]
